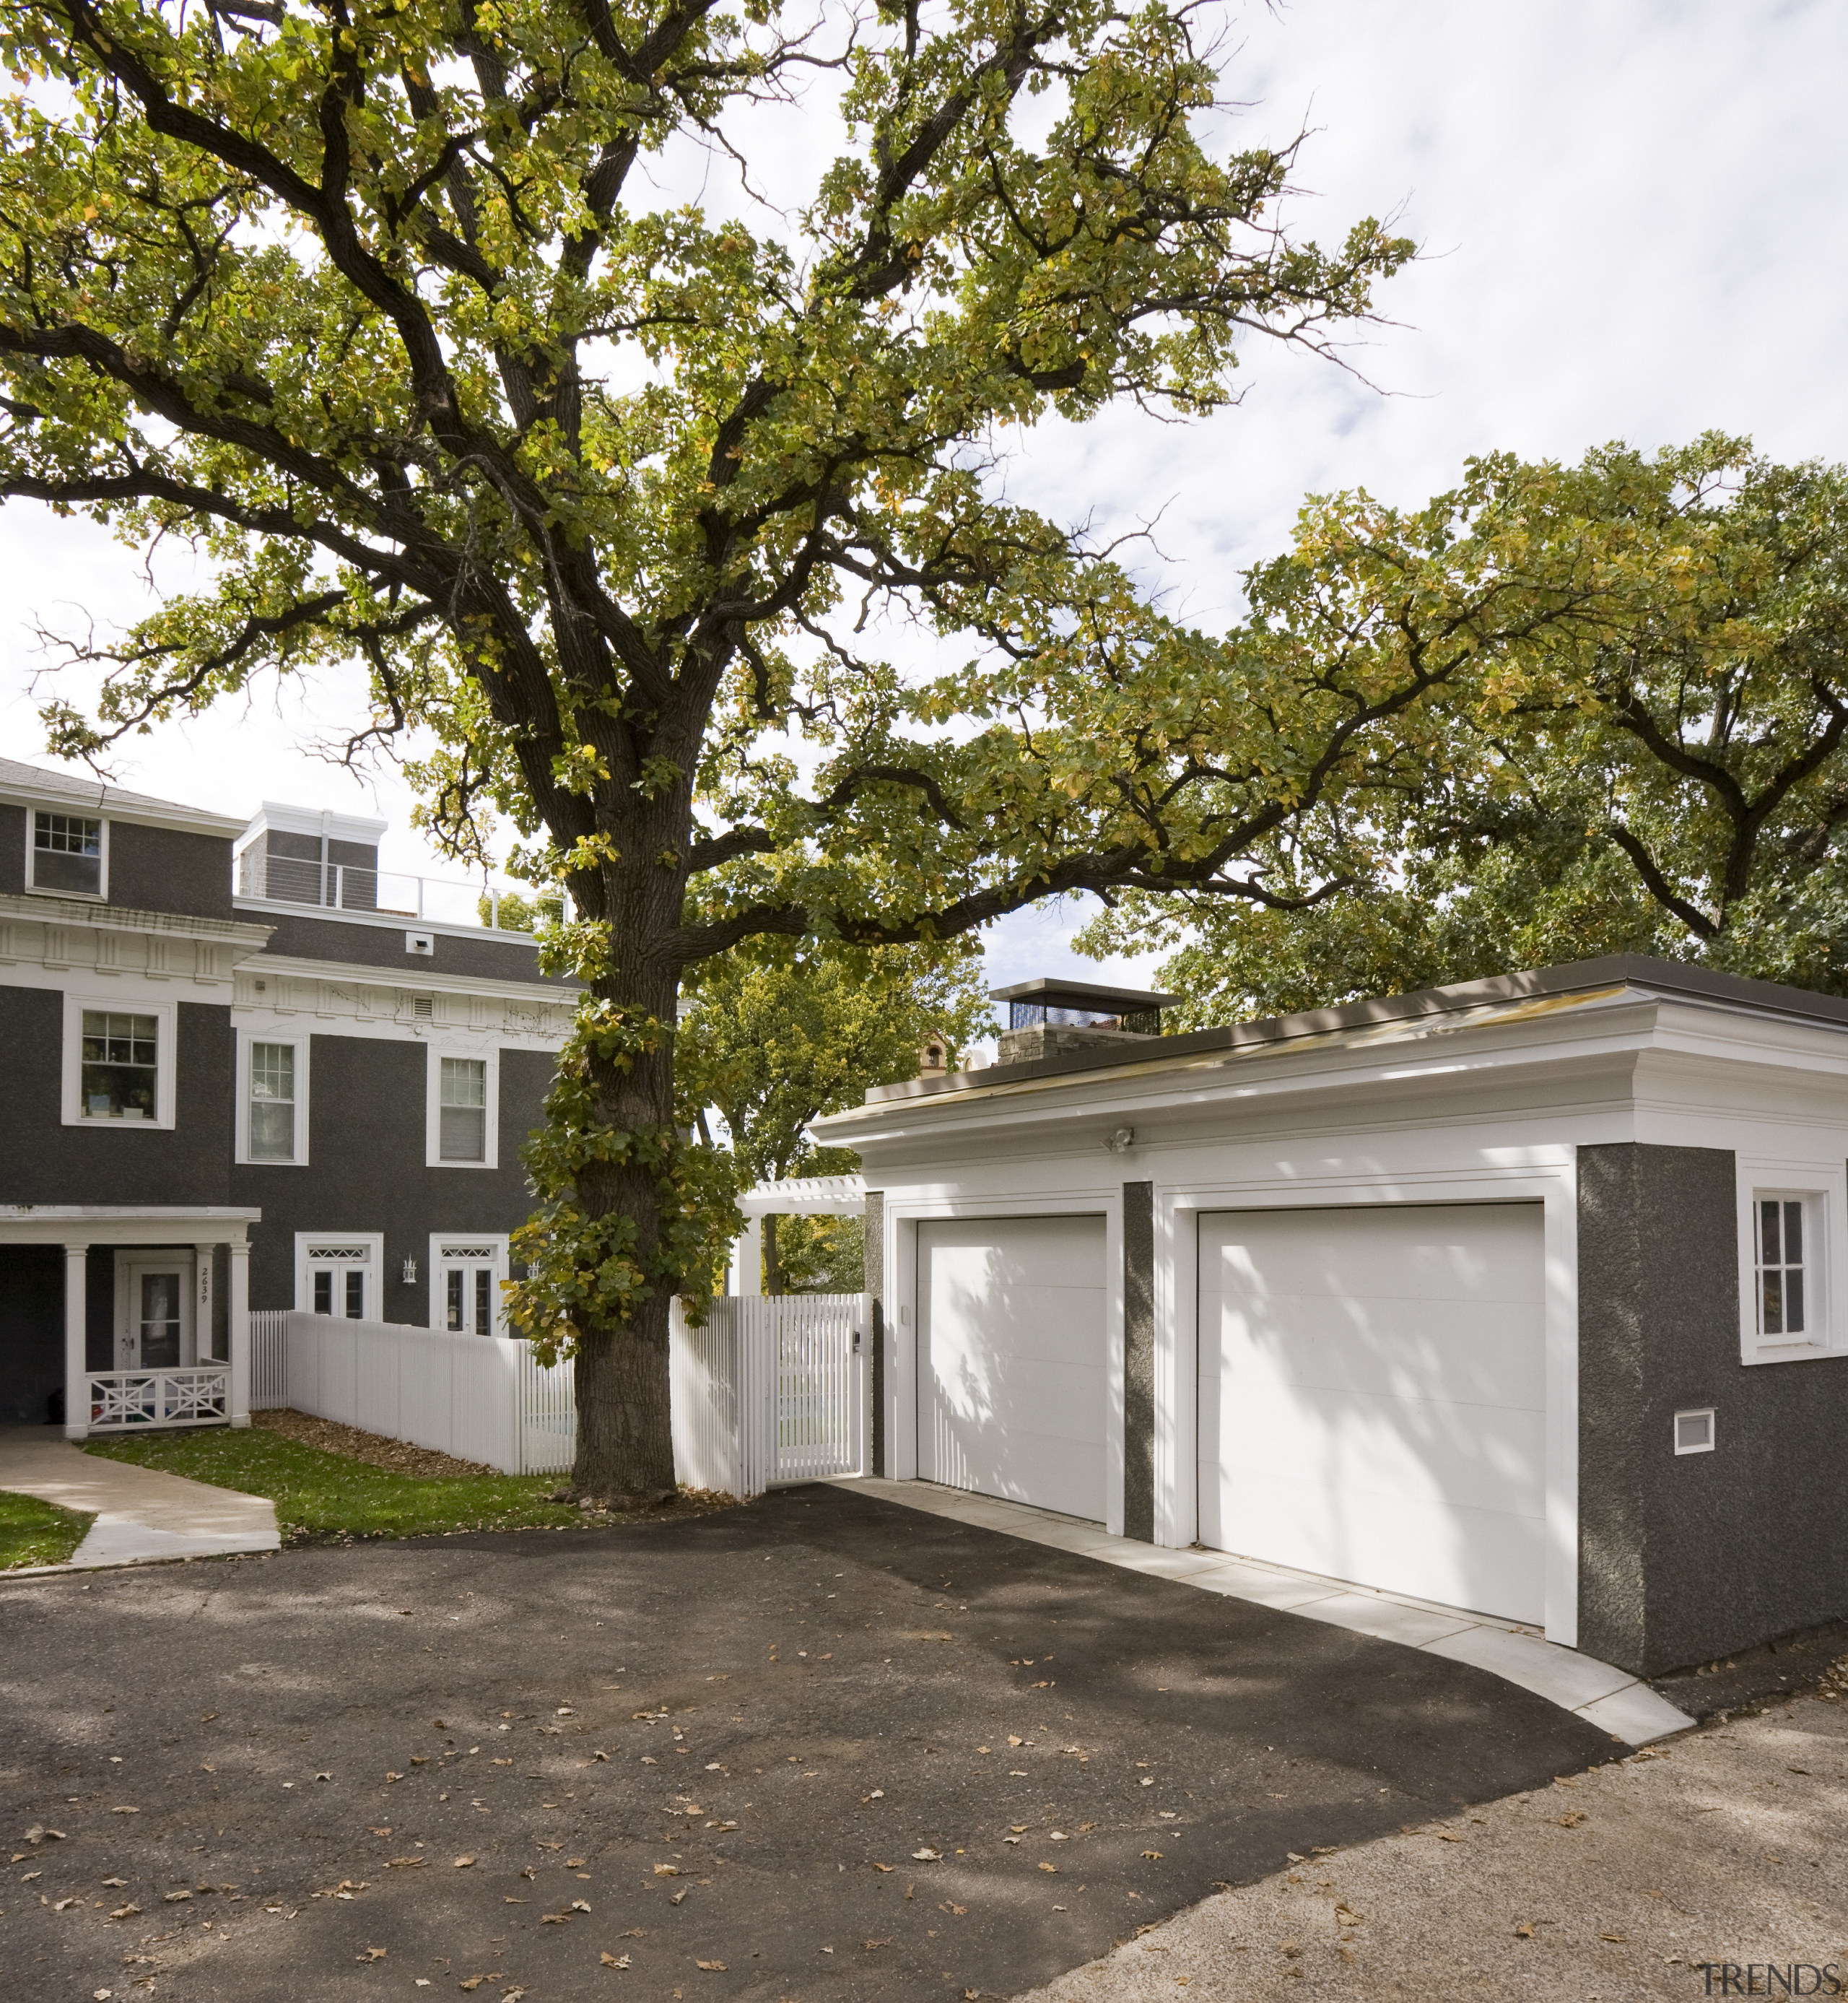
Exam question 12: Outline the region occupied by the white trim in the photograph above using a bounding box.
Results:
[237,801,386,850]
[294,1231,384,1320]
[236,951,574,1007]
[25,807,109,902]
[61,990,177,1130]
[235,1026,312,1166]
[426,1041,500,1169]
[233,900,543,947]
[427,1232,511,1336]
[1736,1163,1845,1364]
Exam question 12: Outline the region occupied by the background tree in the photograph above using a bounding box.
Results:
[15,0,1668,1503]
[1082,440,1848,1020]
[681,938,990,1292]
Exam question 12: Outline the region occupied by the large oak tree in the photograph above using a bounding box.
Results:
[0,0,1629,1499]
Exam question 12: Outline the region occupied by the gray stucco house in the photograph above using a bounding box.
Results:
[0,757,571,1440]
[816,960,1848,1679]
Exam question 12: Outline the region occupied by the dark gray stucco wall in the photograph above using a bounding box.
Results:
[1578,1142,1848,1676]
[108,825,235,919]
[0,986,232,1207]
[0,805,232,918]
[249,909,566,984]
[231,1035,554,1321]
[864,1190,885,1477]
[1123,1180,1155,1542]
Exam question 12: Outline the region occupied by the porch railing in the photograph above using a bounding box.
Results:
[88,1366,230,1432]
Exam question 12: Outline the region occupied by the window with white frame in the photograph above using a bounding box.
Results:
[429,1235,509,1337]
[1754,1193,1816,1344]
[237,1031,309,1165]
[29,809,105,897]
[295,1234,382,1321]
[63,994,175,1128]
[427,1045,498,1168]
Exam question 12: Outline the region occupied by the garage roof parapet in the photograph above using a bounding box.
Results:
[858,953,1848,1111]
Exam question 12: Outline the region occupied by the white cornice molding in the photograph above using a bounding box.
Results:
[237,950,578,1007]
[0,891,273,947]
[232,895,538,946]
[237,801,388,848]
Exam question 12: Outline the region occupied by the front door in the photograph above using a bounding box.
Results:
[117,1255,196,1370]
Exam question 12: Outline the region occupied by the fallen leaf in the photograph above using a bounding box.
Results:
[912,1849,941,1861]
[358,1947,388,1962]
[1602,1933,1627,1944]
[1514,1922,1535,1939]
[1039,1862,1059,1874]
[695,1961,727,1972]
[1140,1778,1155,1789]
[455,1856,476,1868]
[871,1863,894,1873]
[600,1952,630,1969]
[566,1857,588,1868]
[1140,1851,1162,1862]
[1556,1812,1587,1828]
[53,1895,80,1911]
[939,1900,967,1916]
[111,1807,139,1816]
[1281,1942,1302,1958]
[164,1890,193,1903]
[572,1900,592,1913]
[459,1981,484,1993]
[863,1938,892,1950]
[1437,1833,1463,1843]
[669,1890,688,1906]
[541,1912,572,1924]
[102,1878,127,1888]
[1007,1736,1023,1748]
[655,1864,680,1877]
[110,1906,141,1920]
[388,1856,428,1868]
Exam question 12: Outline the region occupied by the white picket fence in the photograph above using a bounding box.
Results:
[261,1310,575,1475]
[671,1293,870,1497]
[248,1292,869,1493]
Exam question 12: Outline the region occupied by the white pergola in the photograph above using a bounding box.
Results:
[728,1176,866,1295]
[0,1205,261,1440]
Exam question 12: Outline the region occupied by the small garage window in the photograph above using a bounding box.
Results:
[1744,1186,1835,1362]
[1754,1196,1810,1339]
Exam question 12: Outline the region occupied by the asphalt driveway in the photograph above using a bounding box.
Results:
[1,1484,1618,2002]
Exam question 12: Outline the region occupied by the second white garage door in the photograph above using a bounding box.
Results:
[918,1215,1107,1523]
[1199,1204,1546,1623]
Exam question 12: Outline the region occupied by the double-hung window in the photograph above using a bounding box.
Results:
[249,1042,298,1160]
[29,810,105,896]
[80,1010,159,1121]
[437,1056,490,1163]
[1741,1176,1843,1363]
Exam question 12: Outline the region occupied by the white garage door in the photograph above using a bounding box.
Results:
[918,1215,1107,1523]
[1198,1204,1546,1622]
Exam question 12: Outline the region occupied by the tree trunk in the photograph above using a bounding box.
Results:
[566,864,686,1501]
[571,1288,676,1501]
[764,1212,782,1296]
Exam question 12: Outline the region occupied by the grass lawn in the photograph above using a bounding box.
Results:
[84,1426,587,1543]
[0,1489,94,1568]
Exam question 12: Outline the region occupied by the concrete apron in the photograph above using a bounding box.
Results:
[832,1474,1694,1747]
[0,1426,279,1571]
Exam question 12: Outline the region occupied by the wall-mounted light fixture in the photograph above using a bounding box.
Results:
[401,1257,419,1285]
[1104,1126,1136,1154]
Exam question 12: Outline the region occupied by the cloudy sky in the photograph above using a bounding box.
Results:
[2,0,1843,990]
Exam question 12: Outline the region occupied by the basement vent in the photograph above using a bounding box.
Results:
[1673,1407,1715,1455]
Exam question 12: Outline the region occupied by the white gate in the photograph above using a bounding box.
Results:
[671,1293,868,1498]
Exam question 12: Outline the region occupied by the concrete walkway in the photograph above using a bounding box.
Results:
[836,1474,1694,1746]
[0,1426,279,1570]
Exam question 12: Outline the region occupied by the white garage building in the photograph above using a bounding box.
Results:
[812,957,1848,1679]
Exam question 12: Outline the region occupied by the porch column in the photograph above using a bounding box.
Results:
[63,1243,89,1443]
[730,1217,763,1296]
[227,1239,251,1429]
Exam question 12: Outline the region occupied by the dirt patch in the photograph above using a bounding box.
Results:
[1651,1619,1848,1719]
[251,1406,504,1479]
